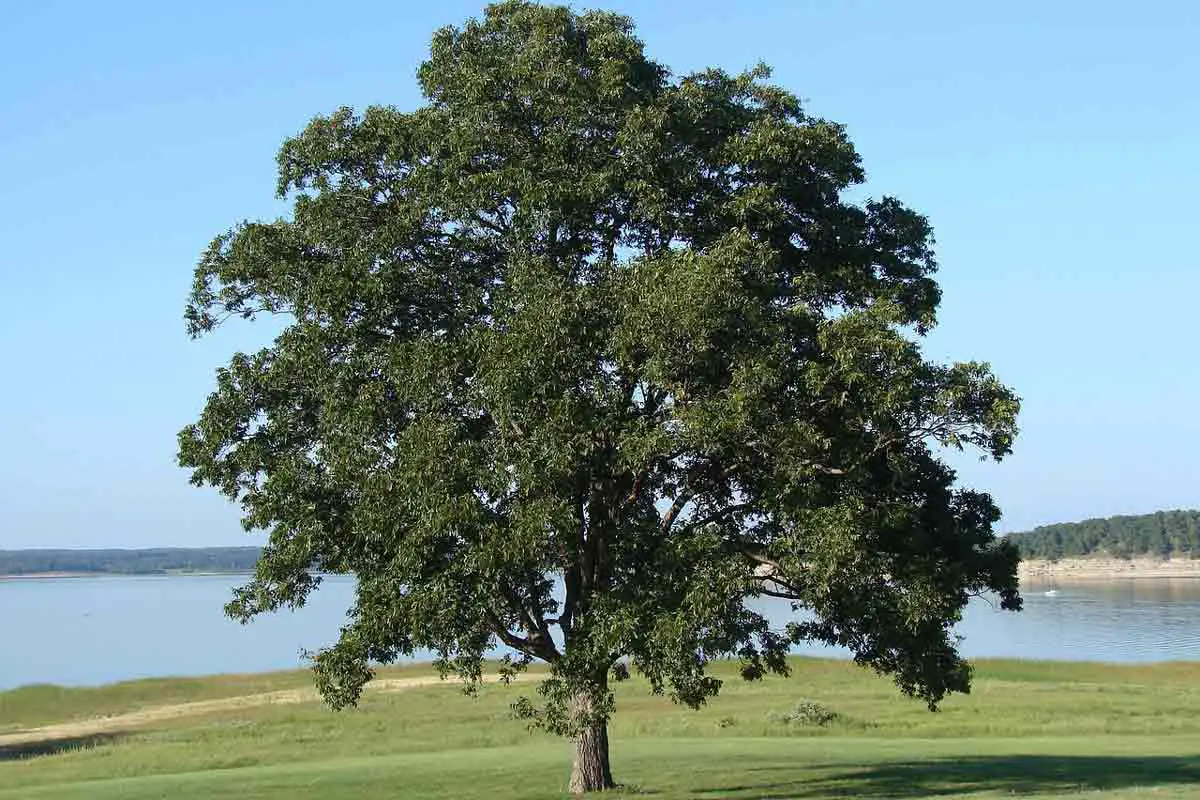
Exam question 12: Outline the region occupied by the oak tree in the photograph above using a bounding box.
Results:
[179,2,1022,791]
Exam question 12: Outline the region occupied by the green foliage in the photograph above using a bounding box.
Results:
[1008,510,1200,560]
[0,548,261,577]
[178,0,1021,765]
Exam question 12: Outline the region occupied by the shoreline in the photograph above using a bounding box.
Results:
[5,560,1199,583]
[0,572,93,580]
[1019,556,1200,582]
[0,570,253,581]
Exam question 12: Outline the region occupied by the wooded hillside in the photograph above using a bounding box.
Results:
[1008,510,1200,560]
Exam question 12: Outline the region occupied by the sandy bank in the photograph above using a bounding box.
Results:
[1019,556,1200,581]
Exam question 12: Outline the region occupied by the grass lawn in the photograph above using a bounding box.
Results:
[1,658,1198,798]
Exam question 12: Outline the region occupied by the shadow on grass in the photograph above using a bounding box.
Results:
[0,733,122,761]
[696,754,1200,798]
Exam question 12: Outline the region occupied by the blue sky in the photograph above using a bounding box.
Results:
[2,1,1197,549]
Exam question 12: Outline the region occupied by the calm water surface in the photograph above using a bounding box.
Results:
[1,575,1197,689]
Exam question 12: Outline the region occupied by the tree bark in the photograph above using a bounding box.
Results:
[569,693,615,793]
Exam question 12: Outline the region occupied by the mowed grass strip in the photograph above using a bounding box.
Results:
[1,658,1199,798]
[3,738,1200,800]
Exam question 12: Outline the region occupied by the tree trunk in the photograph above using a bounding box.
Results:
[569,693,615,793]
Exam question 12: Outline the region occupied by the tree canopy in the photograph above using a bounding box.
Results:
[179,2,1021,790]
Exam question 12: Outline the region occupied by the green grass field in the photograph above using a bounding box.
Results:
[2,658,1199,798]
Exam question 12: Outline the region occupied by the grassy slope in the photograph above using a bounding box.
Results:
[2,659,1199,799]
[0,662,440,732]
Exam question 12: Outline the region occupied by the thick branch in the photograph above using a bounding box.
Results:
[679,502,755,533]
[660,489,694,532]
[623,445,684,507]
[661,459,737,532]
[737,544,779,571]
[484,609,560,662]
[758,585,803,600]
[583,482,613,594]
[734,544,805,599]
[765,574,804,597]
[560,490,587,639]
[602,212,623,265]
[499,580,554,654]
[525,578,557,646]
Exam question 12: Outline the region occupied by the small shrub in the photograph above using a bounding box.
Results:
[768,700,840,727]
[716,715,737,728]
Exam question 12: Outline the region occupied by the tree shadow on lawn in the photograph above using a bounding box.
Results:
[0,733,122,762]
[693,754,1200,798]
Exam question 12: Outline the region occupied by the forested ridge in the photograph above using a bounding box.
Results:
[8,510,1198,573]
[1008,510,1200,560]
[0,547,261,576]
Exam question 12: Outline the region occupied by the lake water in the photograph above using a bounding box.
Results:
[1,575,1197,690]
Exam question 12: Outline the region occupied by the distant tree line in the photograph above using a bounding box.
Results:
[1008,510,1200,560]
[0,547,262,576]
[7,512,1198,573]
